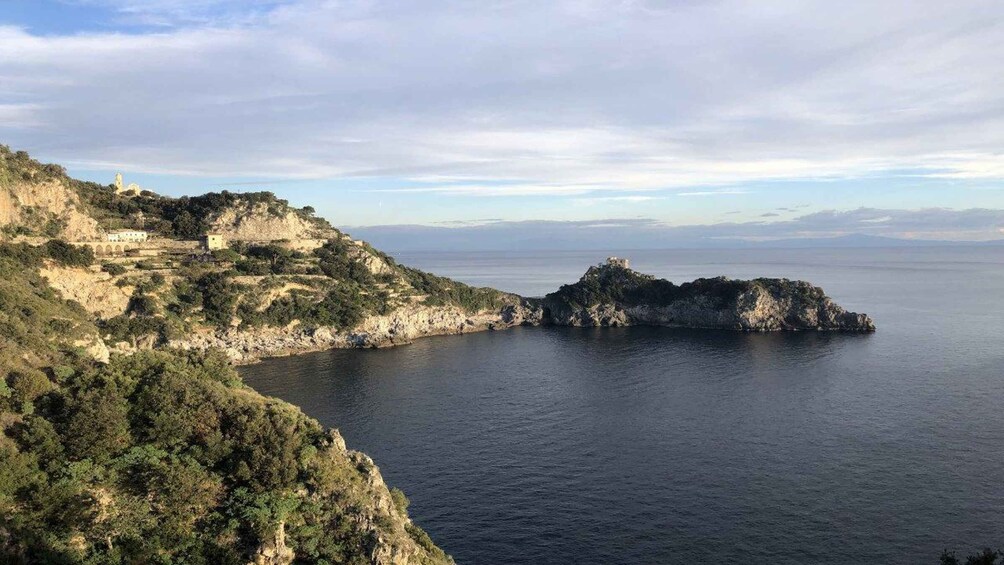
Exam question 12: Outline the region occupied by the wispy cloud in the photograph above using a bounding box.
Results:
[677,189,751,197]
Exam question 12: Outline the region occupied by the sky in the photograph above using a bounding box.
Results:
[2,0,1004,246]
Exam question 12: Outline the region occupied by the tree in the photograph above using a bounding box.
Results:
[196,272,237,327]
[62,383,132,463]
[246,244,293,274]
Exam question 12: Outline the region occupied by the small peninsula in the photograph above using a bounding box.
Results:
[0,146,872,564]
[536,257,875,332]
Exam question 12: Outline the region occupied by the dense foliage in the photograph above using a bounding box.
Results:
[0,241,94,270]
[0,144,68,187]
[398,266,507,312]
[0,248,98,389]
[76,186,329,240]
[0,350,445,564]
[545,262,825,311]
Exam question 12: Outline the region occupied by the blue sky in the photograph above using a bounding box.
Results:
[3,0,1004,242]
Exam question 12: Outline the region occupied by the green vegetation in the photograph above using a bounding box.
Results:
[314,239,376,285]
[545,262,824,312]
[0,350,445,564]
[0,232,451,563]
[76,185,332,240]
[241,284,390,330]
[0,144,68,187]
[100,263,127,277]
[0,241,94,270]
[399,266,507,312]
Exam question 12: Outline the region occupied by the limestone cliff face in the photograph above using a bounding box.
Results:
[172,302,536,363]
[0,178,103,241]
[39,263,132,319]
[209,202,333,241]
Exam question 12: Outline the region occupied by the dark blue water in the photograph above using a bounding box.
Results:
[241,247,1004,564]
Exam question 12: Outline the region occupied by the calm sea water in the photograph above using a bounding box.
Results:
[241,247,1004,564]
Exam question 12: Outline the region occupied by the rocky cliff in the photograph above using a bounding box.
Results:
[0,146,104,241]
[210,201,335,241]
[539,262,874,331]
[169,262,871,364]
[39,263,133,319]
[172,301,538,363]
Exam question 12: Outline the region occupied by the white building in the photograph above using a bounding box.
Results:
[107,230,148,243]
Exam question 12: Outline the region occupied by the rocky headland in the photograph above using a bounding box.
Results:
[170,259,873,364]
[537,259,875,332]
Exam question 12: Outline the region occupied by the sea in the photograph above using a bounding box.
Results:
[240,247,1004,564]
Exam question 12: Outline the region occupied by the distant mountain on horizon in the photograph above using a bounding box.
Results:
[346,224,1004,253]
[736,234,1004,249]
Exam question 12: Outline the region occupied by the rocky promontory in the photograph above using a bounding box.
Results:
[170,258,873,363]
[536,259,874,332]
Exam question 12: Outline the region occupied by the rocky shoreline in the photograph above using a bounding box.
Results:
[173,264,875,365]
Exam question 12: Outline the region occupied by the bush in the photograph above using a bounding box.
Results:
[390,487,409,514]
[235,259,271,276]
[43,239,94,267]
[7,369,53,413]
[196,272,238,327]
[101,315,175,344]
[400,265,505,313]
[315,240,374,285]
[940,548,1001,565]
[102,262,127,276]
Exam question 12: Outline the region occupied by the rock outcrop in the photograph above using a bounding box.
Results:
[0,178,104,241]
[172,301,539,363]
[39,263,132,319]
[539,262,875,332]
[210,202,333,242]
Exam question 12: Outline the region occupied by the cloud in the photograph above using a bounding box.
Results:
[677,189,751,197]
[1,0,1004,197]
[572,195,663,206]
[346,208,1004,250]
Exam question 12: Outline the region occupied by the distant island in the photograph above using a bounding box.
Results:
[0,145,872,564]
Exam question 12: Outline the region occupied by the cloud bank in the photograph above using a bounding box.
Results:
[346,208,1004,251]
[1,0,1004,196]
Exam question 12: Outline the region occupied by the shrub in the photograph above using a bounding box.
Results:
[8,369,53,413]
[43,239,94,267]
[102,262,127,276]
[196,272,238,327]
[390,487,409,514]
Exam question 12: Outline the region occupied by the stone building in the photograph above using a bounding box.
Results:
[606,256,630,268]
[113,173,142,196]
[107,229,148,243]
[202,233,226,251]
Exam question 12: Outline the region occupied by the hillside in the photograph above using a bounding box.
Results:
[0,149,462,563]
[0,241,453,564]
[0,146,104,241]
